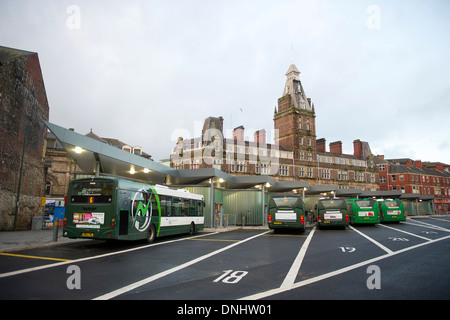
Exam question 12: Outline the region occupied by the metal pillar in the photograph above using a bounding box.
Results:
[210,179,214,228]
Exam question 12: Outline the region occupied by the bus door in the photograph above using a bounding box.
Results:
[130,189,154,238]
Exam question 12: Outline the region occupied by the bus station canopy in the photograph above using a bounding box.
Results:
[45,122,309,192]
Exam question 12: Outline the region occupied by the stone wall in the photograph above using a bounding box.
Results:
[0,47,49,230]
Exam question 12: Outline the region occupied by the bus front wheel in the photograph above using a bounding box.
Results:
[147,224,156,243]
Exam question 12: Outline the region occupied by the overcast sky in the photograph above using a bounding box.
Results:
[1,0,449,163]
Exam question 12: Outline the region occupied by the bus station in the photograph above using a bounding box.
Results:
[45,121,435,231]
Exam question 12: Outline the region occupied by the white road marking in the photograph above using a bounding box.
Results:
[349,225,393,254]
[429,217,450,224]
[93,231,270,300]
[377,223,432,241]
[280,226,316,290]
[406,219,450,232]
[241,233,450,300]
[0,232,219,279]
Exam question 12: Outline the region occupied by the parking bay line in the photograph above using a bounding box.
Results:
[241,232,450,300]
[93,230,270,300]
[280,226,316,290]
[349,225,393,254]
[406,219,450,233]
[377,223,432,241]
[0,232,219,279]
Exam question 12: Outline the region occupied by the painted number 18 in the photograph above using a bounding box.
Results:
[213,270,248,284]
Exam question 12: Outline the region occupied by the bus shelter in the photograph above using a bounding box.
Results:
[45,122,309,228]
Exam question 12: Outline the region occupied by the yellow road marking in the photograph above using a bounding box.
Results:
[0,252,71,262]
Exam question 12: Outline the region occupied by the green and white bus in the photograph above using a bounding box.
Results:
[347,198,380,225]
[378,199,406,223]
[63,176,205,243]
[268,196,307,232]
[316,198,349,229]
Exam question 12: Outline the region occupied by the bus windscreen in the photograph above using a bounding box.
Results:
[272,197,298,208]
[70,180,114,204]
[355,200,375,208]
[320,199,345,209]
[384,200,401,207]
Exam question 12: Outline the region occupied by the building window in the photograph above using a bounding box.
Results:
[299,118,302,130]
[306,119,310,131]
[380,177,386,184]
[299,167,305,177]
[307,153,312,161]
[321,169,330,180]
[279,165,289,176]
[307,168,313,178]
[338,170,348,180]
[299,152,304,160]
[299,138,303,146]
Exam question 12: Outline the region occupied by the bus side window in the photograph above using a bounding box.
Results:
[173,198,181,216]
[159,195,166,216]
[189,199,195,216]
[181,199,188,216]
[166,197,172,216]
[196,201,203,216]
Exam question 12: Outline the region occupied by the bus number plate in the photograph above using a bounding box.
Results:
[82,233,93,237]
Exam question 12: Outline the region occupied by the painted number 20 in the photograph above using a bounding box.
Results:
[213,270,248,284]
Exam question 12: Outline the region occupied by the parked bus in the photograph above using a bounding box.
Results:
[63,176,205,243]
[316,198,349,229]
[268,196,307,232]
[378,199,406,223]
[347,198,380,225]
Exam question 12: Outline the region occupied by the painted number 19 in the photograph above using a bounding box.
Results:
[213,270,248,284]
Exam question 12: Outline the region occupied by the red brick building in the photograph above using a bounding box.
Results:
[376,157,450,213]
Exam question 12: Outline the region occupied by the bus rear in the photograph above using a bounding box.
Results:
[348,199,380,225]
[268,196,306,232]
[63,178,118,240]
[380,199,406,223]
[317,198,349,229]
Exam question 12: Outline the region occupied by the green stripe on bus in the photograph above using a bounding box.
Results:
[147,185,162,237]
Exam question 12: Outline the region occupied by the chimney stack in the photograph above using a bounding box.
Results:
[316,138,326,153]
[414,160,423,170]
[233,125,245,142]
[353,139,362,159]
[254,129,266,145]
[330,141,342,155]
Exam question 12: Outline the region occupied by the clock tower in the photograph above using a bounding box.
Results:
[274,62,316,161]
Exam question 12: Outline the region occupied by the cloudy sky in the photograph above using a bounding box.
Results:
[1,0,449,163]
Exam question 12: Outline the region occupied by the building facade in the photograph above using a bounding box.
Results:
[171,62,379,191]
[377,157,450,213]
[0,46,50,230]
